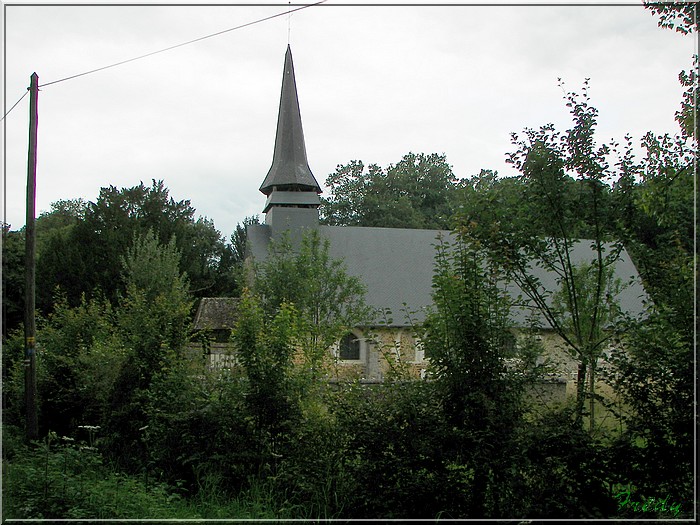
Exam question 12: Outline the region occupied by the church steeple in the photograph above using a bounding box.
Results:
[260,46,321,234]
[260,45,321,199]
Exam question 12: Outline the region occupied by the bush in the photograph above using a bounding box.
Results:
[511,408,617,518]
[2,428,188,520]
[328,381,450,519]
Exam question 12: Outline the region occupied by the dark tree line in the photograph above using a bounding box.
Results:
[2,180,239,338]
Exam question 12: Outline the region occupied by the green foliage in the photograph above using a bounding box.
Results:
[2,422,304,520]
[457,81,629,427]
[1,294,123,436]
[1,225,25,337]
[103,230,193,471]
[512,409,617,518]
[36,296,121,437]
[4,3,694,516]
[231,215,260,265]
[324,382,448,518]
[232,290,301,443]
[645,0,697,34]
[271,398,350,519]
[551,261,622,361]
[604,307,694,504]
[2,429,187,519]
[117,230,192,376]
[422,234,524,517]
[610,119,693,340]
[2,330,31,428]
[254,229,373,382]
[35,180,236,314]
[36,198,88,247]
[423,236,515,391]
[675,56,698,138]
[321,152,460,229]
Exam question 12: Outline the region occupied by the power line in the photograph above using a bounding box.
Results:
[39,1,327,88]
[1,90,29,122]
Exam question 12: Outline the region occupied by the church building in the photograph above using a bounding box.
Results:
[197,46,649,395]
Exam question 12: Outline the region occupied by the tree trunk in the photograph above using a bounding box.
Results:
[589,360,596,433]
[576,360,587,427]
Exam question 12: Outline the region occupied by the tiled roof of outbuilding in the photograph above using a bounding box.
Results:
[193,297,240,331]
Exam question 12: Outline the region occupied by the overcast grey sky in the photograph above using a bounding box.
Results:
[2,1,695,238]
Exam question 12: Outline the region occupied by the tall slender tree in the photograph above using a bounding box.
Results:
[458,82,627,428]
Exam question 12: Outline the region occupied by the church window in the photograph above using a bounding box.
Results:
[339,332,361,361]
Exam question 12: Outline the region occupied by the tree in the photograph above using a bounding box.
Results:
[422,234,522,517]
[36,180,236,313]
[231,216,260,266]
[117,229,192,382]
[458,81,627,429]
[253,229,373,384]
[599,6,695,506]
[2,225,25,338]
[232,291,300,454]
[230,215,260,295]
[32,295,121,437]
[605,307,694,508]
[611,131,694,335]
[103,230,193,470]
[230,229,371,482]
[321,152,460,229]
[645,0,697,35]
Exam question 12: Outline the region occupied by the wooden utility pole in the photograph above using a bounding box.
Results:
[24,72,39,441]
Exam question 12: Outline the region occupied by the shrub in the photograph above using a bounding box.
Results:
[2,428,188,520]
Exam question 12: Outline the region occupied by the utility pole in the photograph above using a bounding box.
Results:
[24,72,39,441]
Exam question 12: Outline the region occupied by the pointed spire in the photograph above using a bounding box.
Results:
[259,45,321,196]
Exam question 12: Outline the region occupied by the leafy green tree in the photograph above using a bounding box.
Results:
[675,55,697,139]
[513,407,616,518]
[1,292,124,439]
[229,215,260,294]
[458,82,627,428]
[422,234,522,517]
[604,306,694,512]
[254,229,373,384]
[645,0,697,35]
[323,381,448,519]
[2,225,25,338]
[117,229,192,383]
[36,296,121,436]
[607,63,694,342]
[231,216,260,266]
[103,230,193,470]
[36,199,88,246]
[232,290,300,458]
[36,180,236,313]
[601,28,694,497]
[321,152,460,229]
[612,131,694,334]
[1,200,85,338]
[228,229,372,497]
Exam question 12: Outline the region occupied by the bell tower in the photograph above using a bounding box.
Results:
[260,45,321,236]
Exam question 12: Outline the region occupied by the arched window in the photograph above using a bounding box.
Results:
[338,332,361,361]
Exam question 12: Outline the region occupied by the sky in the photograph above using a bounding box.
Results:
[2,0,695,239]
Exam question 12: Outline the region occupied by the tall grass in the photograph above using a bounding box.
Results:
[1,425,292,520]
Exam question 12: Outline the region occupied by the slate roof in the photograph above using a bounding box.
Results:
[246,223,649,328]
[193,297,240,331]
[259,45,321,196]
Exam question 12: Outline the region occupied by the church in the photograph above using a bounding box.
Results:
[195,46,648,397]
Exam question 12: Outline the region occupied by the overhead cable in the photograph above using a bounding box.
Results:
[39,1,327,88]
[1,90,29,122]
